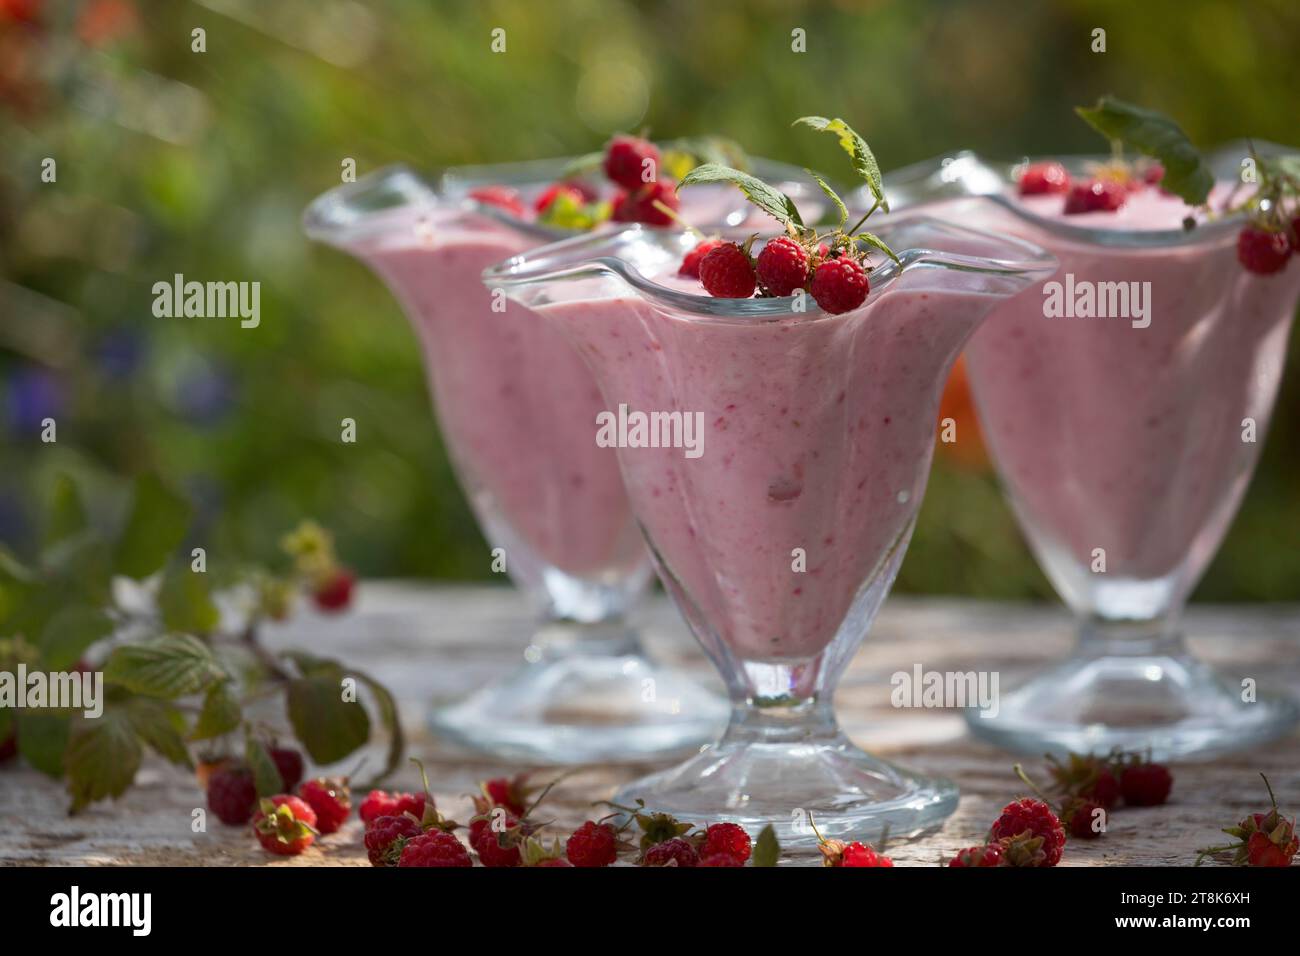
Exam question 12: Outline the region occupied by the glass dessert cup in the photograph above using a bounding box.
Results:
[302,156,820,762]
[873,145,1300,760]
[485,219,1055,847]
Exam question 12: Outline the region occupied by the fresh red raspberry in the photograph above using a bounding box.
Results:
[270,746,303,791]
[312,568,355,613]
[298,777,350,834]
[698,852,744,867]
[756,235,811,296]
[398,830,473,868]
[364,813,423,867]
[207,764,257,826]
[1247,830,1297,867]
[1120,762,1173,806]
[699,822,751,865]
[810,255,869,314]
[481,773,532,817]
[537,857,574,867]
[698,242,756,298]
[359,789,426,825]
[642,837,699,867]
[565,820,619,868]
[989,798,1066,866]
[253,795,317,856]
[604,134,661,190]
[534,181,595,214]
[470,811,523,867]
[842,843,893,867]
[469,185,527,218]
[1063,178,1126,214]
[611,179,680,227]
[1065,798,1105,839]
[1047,752,1121,809]
[1018,161,1071,195]
[948,844,1004,867]
[1143,162,1166,185]
[1237,226,1292,275]
[678,238,724,278]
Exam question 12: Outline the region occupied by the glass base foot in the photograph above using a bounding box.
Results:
[966,644,1299,761]
[611,731,958,855]
[428,632,726,764]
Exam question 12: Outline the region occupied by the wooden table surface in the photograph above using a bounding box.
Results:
[2,583,1298,866]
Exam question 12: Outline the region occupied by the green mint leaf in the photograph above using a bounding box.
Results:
[1075,97,1213,205]
[795,116,888,211]
[191,680,242,740]
[158,562,220,635]
[244,733,283,797]
[39,605,113,671]
[17,711,71,778]
[45,474,87,551]
[286,660,371,765]
[752,823,780,867]
[66,709,141,813]
[679,163,803,228]
[856,230,901,265]
[807,168,848,229]
[114,474,191,580]
[126,698,193,769]
[104,634,225,699]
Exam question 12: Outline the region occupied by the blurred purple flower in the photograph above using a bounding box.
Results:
[172,359,235,424]
[4,366,65,434]
[94,327,148,379]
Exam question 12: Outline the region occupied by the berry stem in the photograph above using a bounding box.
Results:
[650,199,706,240]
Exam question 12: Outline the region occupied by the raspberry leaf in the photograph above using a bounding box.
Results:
[113,473,192,580]
[44,474,87,551]
[66,709,142,813]
[191,680,241,740]
[158,560,220,635]
[104,633,226,699]
[16,711,70,778]
[678,163,803,229]
[126,698,193,769]
[245,734,283,797]
[39,605,113,671]
[285,656,371,764]
[1075,97,1213,206]
[752,823,779,867]
[794,116,888,211]
[807,169,848,229]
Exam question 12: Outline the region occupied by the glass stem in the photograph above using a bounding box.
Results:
[531,616,642,661]
[1076,612,1186,659]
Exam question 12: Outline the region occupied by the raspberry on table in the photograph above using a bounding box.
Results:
[698,242,756,299]
[641,837,699,867]
[603,134,661,191]
[756,235,811,296]
[566,820,619,868]
[207,764,257,826]
[810,255,869,314]
[1120,762,1173,806]
[1237,226,1292,275]
[989,798,1066,866]
[253,795,318,856]
[399,831,473,868]
[699,822,751,865]
[948,844,1004,867]
[359,789,426,825]
[312,568,355,613]
[470,811,523,868]
[270,746,304,791]
[364,813,423,867]
[298,777,351,834]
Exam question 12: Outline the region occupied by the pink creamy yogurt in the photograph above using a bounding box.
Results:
[963,182,1300,592]
[535,261,997,662]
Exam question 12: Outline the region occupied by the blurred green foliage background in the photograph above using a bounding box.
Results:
[1,0,1298,600]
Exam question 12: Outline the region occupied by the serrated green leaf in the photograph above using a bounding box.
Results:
[856,230,901,265]
[807,168,848,229]
[678,163,803,228]
[114,474,191,580]
[126,698,192,768]
[1075,97,1213,205]
[16,711,71,778]
[795,116,888,211]
[158,562,220,635]
[66,709,141,812]
[752,823,780,866]
[287,669,370,765]
[104,634,225,699]
[39,605,113,671]
[45,474,87,551]
[245,734,282,797]
[191,680,241,740]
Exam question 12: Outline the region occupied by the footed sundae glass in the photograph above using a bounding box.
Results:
[303,156,821,762]
[873,145,1300,760]
[485,219,1055,846]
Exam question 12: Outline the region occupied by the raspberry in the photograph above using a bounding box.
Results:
[566,820,619,867]
[481,773,533,817]
[1018,161,1071,196]
[611,179,679,227]
[1197,774,1296,866]
[398,830,473,868]
[253,795,318,856]
[535,181,595,214]
[948,844,1004,867]
[1063,178,1126,214]
[1237,226,1292,275]
[1064,798,1105,839]
[207,764,257,826]
[298,777,350,834]
[755,236,811,296]
[833,842,892,867]
[698,242,756,299]
[359,789,426,825]
[678,238,724,278]
[810,255,869,314]
[1247,830,1296,868]
[642,837,699,867]
[1143,162,1166,185]
[1290,216,1300,252]
[470,811,523,867]
[699,822,751,865]
[364,813,423,867]
[312,568,355,613]
[469,185,527,218]
[1120,762,1173,807]
[698,852,744,867]
[989,798,1065,866]
[996,831,1052,867]
[603,134,661,190]
[1047,752,1120,809]
[537,857,574,867]
[270,746,303,791]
